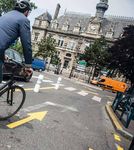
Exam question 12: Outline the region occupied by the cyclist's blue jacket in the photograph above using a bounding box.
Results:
[0,10,32,64]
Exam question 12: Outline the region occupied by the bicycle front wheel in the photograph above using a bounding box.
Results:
[0,85,26,120]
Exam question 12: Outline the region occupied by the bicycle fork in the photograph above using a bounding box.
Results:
[7,88,14,106]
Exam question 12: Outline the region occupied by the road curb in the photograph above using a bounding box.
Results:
[105,103,133,140]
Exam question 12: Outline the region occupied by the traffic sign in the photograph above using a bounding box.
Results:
[76,60,87,72]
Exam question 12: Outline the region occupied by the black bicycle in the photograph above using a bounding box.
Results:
[0,60,26,120]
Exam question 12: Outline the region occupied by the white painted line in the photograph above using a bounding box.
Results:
[2,81,7,84]
[51,83,64,86]
[18,84,24,87]
[92,96,101,102]
[42,80,53,83]
[45,101,78,112]
[64,87,77,91]
[32,76,39,79]
[77,90,88,96]
[20,101,78,113]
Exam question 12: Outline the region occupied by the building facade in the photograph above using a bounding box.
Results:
[32,0,134,72]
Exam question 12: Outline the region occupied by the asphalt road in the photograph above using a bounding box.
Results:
[0,71,131,150]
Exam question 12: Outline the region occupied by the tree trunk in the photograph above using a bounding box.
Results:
[87,66,93,83]
[92,63,97,80]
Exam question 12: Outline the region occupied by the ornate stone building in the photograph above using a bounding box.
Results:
[32,0,134,72]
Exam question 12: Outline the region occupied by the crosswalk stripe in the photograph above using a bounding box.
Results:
[64,87,76,91]
[92,96,101,102]
[77,90,88,96]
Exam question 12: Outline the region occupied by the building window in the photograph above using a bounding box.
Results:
[67,41,76,50]
[105,32,113,38]
[39,20,42,27]
[58,37,64,47]
[66,53,71,57]
[34,32,40,41]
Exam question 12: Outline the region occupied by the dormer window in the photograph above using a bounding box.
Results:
[51,20,58,29]
[62,20,69,31]
[73,22,81,33]
[39,20,42,27]
[106,25,114,38]
[105,31,113,38]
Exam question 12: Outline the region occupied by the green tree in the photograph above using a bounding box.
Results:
[108,25,134,88]
[81,36,109,80]
[10,41,23,55]
[0,0,37,16]
[51,54,61,65]
[35,36,57,60]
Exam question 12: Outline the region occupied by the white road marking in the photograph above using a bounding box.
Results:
[64,87,76,91]
[32,76,39,79]
[18,84,24,87]
[2,81,7,84]
[42,80,53,83]
[51,83,64,86]
[20,101,78,113]
[92,96,101,102]
[45,101,78,112]
[77,90,88,96]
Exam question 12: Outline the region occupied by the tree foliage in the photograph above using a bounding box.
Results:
[81,36,109,67]
[80,36,109,78]
[108,25,134,85]
[35,36,57,60]
[0,0,37,16]
[10,41,23,55]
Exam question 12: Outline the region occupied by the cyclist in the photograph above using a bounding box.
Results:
[0,0,33,82]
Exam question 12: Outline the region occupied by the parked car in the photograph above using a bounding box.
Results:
[3,49,33,82]
[32,58,47,71]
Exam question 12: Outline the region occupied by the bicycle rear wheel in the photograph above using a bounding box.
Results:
[0,85,26,120]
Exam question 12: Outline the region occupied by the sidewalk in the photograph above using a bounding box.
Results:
[106,103,134,140]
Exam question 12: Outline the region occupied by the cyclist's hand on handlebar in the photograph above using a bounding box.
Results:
[24,67,33,76]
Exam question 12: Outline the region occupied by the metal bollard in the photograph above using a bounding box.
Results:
[34,74,44,93]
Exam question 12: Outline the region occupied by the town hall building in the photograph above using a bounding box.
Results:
[32,0,134,72]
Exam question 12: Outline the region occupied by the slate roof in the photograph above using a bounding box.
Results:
[56,12,134,38]
[36,11,52,23]
[36,11,134,39]
[57,12,91,32]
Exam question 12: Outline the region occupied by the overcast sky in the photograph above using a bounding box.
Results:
[29,0,134,26]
